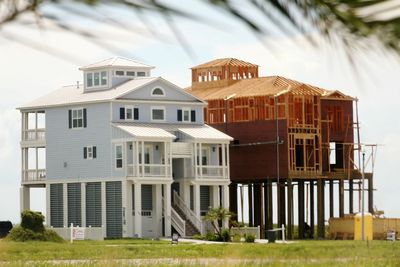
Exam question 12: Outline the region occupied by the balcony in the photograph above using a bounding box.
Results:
[127,164,171,177]
[194,165,228,179]
[22,169,46,183]
[21,129,46,147]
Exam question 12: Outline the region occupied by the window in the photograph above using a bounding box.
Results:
[151,87,165,96]
[126,71,135,76]
[137,71,146,77]
[86,71,107,88]
[101,71,107,85]
[94,72,100,86]
[84,146,97,159]
[151,107,165,121]
[177,108,196,122]
[120,107,139,120]
[116,70,124,76]
[86,73,93,87]
[69,108,87,129]
[115,145,123,169]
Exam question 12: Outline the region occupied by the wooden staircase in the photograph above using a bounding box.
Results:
[172,203,200,237]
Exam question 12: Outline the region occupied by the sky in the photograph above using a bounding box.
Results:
[0,1,399,224]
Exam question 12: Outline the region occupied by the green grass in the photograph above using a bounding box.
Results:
[0,239,399,266]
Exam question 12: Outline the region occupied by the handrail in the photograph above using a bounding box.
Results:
[171,208,186,237]
[172,190,202,233]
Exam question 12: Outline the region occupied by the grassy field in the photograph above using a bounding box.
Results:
[0,239,399,266]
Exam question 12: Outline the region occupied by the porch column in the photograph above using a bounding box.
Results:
[221,144,226,179]
[121,180,127,237]
[135,141,140,177]
[212,185,220,208]
[222,185,229,228]
[198,143,203,177]
[63,183,68,227]
[81,183,86,227]
[46,184,50,226]
[194,183,200,218]
[19,186,30,212]
[141,141,145,177]
[134,182,142,237]
[164,183,172,237]
[154,184,162,237]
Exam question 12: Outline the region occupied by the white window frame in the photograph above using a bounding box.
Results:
[125,106,134,120]
[115,70,125,76]
[72,108,84,129]
[86,71,108,88]
[126,71,135,76]
[137,71,146,77]
[86,146,93,159]
[115,144,123,169]
[182,107,191,122]
[151,87,165,97]
[151,106,166,122]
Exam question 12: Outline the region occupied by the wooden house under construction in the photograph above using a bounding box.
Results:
[186,58,374,239]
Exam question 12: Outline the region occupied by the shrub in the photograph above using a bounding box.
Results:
[205,231,218,241]
[7,226,63,242]
[220,229,231,242]
[21,210,45,233]
[244,234,255,243]
[192,234,204,240]
[231,234,242,243]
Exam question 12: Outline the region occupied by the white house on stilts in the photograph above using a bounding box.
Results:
[18,57,232,239]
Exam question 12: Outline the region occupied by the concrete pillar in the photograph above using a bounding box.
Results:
[81,183,86,227]
[349,179,354,214]
[194,183,200,219]
[222,185,229,229]
[46,184,50,226]
[368,175,374,214]
[212,185,220,208]
[19,186,30,212]
[253,183,262,227]
[134,182,142,237]
[329,180,334,218]
[164,183,171,236]
[125,181,133,237]
[317,179,325,239]
[101,182,106,238]
[248,183,253,227]
[309,181,315,239]
[298,180,305,239]
[339,179,344,218]
[287,179,293,240]
[154,184,162,237]
[63,183,68,227]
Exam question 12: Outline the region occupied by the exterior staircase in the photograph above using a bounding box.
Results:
[172,203,200,237]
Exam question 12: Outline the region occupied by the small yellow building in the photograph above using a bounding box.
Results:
[354,213,373,240]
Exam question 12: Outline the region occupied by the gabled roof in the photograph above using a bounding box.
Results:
[191,58,258,69]
[186,76,353,101]
[79,56,154,71]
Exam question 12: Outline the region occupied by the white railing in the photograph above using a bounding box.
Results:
[196,166,227,178]
[172,190,202,234]
[127,164,170,177]
[22,129,45,142]
[23,169,46,182]
[171,208,186,237]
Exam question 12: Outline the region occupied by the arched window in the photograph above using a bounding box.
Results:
[152,87,165,96]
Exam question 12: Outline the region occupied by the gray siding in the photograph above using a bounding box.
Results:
[46,102,112,180]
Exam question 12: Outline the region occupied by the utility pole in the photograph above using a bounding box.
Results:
[361,151,365,241]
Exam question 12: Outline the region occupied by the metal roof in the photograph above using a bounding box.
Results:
[191,58,258,69]
[18,77,158,109]
[113,124,176,140]
[178,125,233,142]
[79,56,154,71]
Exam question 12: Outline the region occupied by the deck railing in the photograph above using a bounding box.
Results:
[171,208,186,237]
[172,190,202,234]
[23,169,46,182]
[127,164,170,177]
[22,129,45,142]
[195,166,227,178]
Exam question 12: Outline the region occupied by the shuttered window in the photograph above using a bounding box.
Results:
[84,146,97,159]
[68,108,87,129]
[106,181,122,238]
[86,182,102,227]
[67,183,81,227]
[200,186,210,215]
[50,184,64,227]
[178,108,196,122]
[120,107,139,120]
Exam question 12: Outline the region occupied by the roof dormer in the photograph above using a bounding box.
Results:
[79,56,154,92]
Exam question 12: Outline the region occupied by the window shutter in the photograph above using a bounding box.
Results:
[177,109,182,121]
[93,146,97,159]
[83,147,87,159]
[119,107,125,120]
[68,110,72,128]
[134,108,139,120]
[83,108,87,128]
[191,110,196,122]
